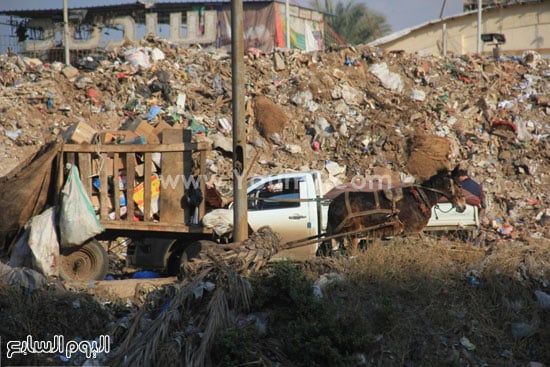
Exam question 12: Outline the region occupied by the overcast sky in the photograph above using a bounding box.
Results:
[1,0,465,33]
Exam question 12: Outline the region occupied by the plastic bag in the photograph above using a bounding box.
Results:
[0,261,47,293]
[59,165,104,247]
[27,207,60,277]
[124,47,151,69]
[9,228,33,268]
[202,208,233,236]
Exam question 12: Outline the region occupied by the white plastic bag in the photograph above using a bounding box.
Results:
[124,47,151,69]
[202,208,233,236]
[59,165,104,247]
[27,207,60,277]
[368,62,404,93]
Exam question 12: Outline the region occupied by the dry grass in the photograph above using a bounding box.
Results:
[109,227,280,367]
[1,235,548,366]
[313,237,550,366]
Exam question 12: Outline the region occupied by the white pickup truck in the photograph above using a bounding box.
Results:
[129,170,479,273]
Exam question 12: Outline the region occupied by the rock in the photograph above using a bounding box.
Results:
[61,65,79,80]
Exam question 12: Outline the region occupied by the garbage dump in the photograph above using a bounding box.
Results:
[0,35,549,366]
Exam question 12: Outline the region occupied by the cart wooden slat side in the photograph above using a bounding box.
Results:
[57,136,213,235]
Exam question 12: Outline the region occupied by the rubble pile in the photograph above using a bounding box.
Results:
[0,36,549,242]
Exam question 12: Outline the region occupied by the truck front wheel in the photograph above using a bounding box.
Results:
[59,239,109,282]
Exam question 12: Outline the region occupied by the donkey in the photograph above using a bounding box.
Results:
[324,166,467,255]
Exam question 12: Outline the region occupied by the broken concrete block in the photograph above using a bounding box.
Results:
[61,65,79,80]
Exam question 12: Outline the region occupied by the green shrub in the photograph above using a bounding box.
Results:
[249,261,373,367]
[211,326,260,366]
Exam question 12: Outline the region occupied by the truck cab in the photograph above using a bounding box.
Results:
[245,171,329,260]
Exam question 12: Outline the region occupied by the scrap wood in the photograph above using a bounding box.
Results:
[463,54,490,83]
[109,231,282,367]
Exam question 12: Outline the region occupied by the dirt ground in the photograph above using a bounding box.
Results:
[0,38,549,366]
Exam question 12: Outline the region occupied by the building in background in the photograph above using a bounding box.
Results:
[463,0,544,11]
[0,0,333,61]
[370,1,549,56]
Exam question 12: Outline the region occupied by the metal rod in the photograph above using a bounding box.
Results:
[231,0,248,242]
[439,0,447,18]
[442,23,447,57]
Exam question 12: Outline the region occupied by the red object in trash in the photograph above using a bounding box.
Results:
[492,119,517,134]
[457,73,472,83]
[247,47,262,59]
[86,88,98,99]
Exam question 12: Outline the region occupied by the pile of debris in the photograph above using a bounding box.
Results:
[1,36,550,365]
[0,36,549,242]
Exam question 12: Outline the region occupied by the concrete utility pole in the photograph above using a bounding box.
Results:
[231,0,248,242]
[63,0,70,65]
[477,0,482,54]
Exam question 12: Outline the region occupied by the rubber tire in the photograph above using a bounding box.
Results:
[59,239,109,282]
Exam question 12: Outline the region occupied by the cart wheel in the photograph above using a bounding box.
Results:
[59,239,109,282]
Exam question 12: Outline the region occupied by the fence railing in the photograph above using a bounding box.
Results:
[0,35,21,55]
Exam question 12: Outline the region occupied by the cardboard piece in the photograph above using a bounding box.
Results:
[125,120,160,144]
[65,122,97,144]
[135,162,157,177]
[98,130,139,144]
[152,121,174,139]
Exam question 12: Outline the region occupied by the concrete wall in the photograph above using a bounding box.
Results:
[22,10,217,53]
[369,2,549,56]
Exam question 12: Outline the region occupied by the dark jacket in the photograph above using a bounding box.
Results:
[460,177,485,208]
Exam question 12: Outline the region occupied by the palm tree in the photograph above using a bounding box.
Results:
[311,0,391,45]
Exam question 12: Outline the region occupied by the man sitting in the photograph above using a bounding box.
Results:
[455,168,485,209]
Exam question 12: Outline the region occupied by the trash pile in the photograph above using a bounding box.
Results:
[1,37,548,245]
[0,36,549,366]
